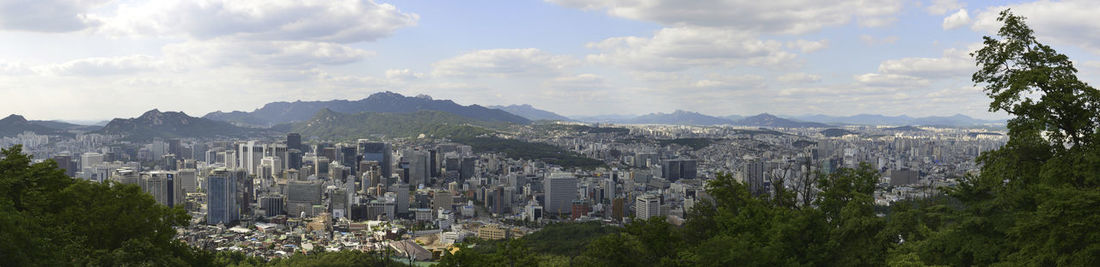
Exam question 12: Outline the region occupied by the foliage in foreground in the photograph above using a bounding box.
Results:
[438,10,1099,267]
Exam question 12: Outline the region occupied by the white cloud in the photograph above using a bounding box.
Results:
[431,48,576,77]
[692,74,766,90]
[548,0,903,34]
[385,69,424,81]
[854,73,929,87]
[34,55,166,76]
[859,34,899,46]
[543,74,608,90]
[0,0,110,32]
[942,9,970,30]
[972,1,1100,54]
[96,0,418,43]
[0,61,33,75]
[776,72,822,84]
[877,45,976,79]
[588,26,795,71]
[163,41,374,68]
[926,0,964,15]
[787,39,829,53]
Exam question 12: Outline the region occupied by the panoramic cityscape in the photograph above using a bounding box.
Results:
[1,1,1098,266]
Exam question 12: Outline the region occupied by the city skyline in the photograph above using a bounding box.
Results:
[4,0,1098,121]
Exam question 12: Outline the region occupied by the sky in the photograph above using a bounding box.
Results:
[3,0,1100,121]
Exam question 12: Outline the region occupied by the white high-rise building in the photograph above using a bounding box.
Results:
[141,171,184,207]
[543,172,577,215]
[636,194,660,220]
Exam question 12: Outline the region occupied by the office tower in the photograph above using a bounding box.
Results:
[460,157,476,181]
[662,159,697,181]
[330,163,350,183]
[360,162,382,192]
[206,168,240,225]
[889,169,920,186]
[433,190,453,212]
[163,154,178,171]
[403,150,430,186]
[287,181,322,218]
[260,195,285,217]
[81,152,104,172]
[390,183,409,216]
[226,169,251,216]
[141,171,184,207]
[178,169,198,193]
[287,133,302,152]
[543,172,578,215]
[339,145,358,174]
[746,160,766,195]
[52,154,76,177]
[191,142,208,162]
[260,156,281,179]
[636,194,660,220]
[167,139,181,158]
[237,141,263,176]
[603,177,616,202]
[287,149,303,170]
[358,141,392,179]
[429,149,440,178]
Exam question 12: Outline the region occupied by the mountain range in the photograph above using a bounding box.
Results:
[488,104,572,121]
[98,109,261,141]
[204,92,529,127]
[0,115,109,137]
[788,114,1004,127]
[2,93,1009,141]
[560,110,830,128]
[291,108,501,140]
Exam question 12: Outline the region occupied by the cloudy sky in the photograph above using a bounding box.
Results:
[2,0,1100,121]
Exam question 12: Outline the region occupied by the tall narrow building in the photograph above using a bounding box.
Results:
[206,168,240,225]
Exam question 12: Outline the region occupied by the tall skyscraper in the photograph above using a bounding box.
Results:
[543,172,578,215]
[404,150,430,186]
[460,157,476,181]
[287,133,302,152]
[746,160,767,195]
[206,168,240,225]
[358,140,392,179]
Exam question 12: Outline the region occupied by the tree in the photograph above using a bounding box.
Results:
[973,10,1100,149]
[906,10,1100,266]
[0,145,193,265]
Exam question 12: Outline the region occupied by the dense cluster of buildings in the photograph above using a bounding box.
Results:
[11,121,1005,262]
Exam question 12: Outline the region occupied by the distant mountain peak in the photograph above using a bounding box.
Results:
[2,114,27,123]
[139,109,163,118]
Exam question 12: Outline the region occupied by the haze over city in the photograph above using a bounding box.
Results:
[6,0,1098,121]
